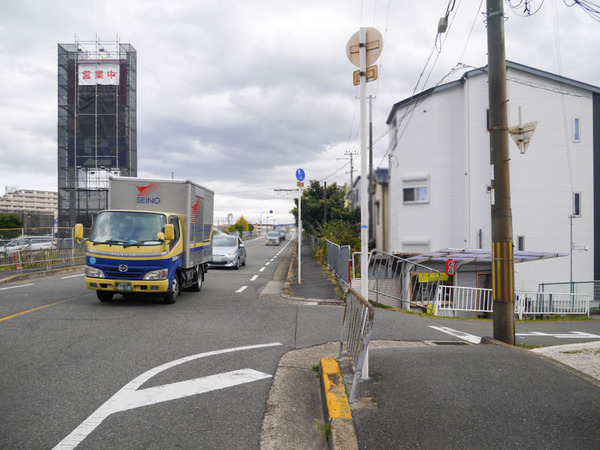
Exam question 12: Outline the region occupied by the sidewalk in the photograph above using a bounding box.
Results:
[283,236,342,304]
[264,236,600,449]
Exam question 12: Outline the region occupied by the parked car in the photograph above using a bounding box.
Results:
[266,231,281,246]
[208,234,246,269]
[0,236,57,253]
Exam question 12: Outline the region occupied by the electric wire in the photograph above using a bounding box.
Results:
[563,0,600,21]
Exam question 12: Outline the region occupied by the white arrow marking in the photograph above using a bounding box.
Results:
[516,331,600,339]
[429,326,482,344]
[53,342,282,450]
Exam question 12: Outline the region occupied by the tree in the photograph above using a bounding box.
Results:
[289,180,361,249]
[0,213,23,239]
[226,215,251,235]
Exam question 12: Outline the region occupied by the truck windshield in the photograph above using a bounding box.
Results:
[90,212,168,246]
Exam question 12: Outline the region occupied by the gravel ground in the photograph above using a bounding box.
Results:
[531,341,600,382]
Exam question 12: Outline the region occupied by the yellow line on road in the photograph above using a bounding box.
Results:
[0,297,78,323]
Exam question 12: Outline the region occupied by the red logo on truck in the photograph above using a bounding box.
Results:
[136,183,161,204]
[192,197,203,223]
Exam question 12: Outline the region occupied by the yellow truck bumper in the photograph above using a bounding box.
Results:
[85,277,170,294]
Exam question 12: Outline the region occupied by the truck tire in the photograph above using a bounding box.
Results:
[164,274,180,304]
[189,267,203,292]
[97,291,114,302]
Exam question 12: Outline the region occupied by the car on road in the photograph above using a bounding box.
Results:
[0,236,57,253]
[276,229,286,241]
[208,234,246,269]
[266,231,281,246]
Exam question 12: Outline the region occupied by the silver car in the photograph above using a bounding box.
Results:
[266,231,281,246]
[208,234,246,269]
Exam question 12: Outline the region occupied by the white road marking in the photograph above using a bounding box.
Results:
[0,283,34,291]
[516,331,600,339]
[429,326,482,344]
[259,267,266,272]
[250,275,258,281]
[52,342,282,450]
[265,262,270,266]
[61,274,85,279]
[236,286,248,293]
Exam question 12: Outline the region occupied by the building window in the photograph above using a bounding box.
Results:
[403,186,428,203]
[517,236,525,251]
[573,192,581,217]
[573,117,581,143]
[402,176,429,204]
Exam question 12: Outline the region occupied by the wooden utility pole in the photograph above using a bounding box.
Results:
[487,0,515,345]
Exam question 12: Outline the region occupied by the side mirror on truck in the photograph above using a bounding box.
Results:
[74,223,85,242]
[163,224,175,241]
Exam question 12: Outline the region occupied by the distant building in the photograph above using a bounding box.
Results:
[0,188,57,215]
[385,61,600,291]
[57,38,137,229]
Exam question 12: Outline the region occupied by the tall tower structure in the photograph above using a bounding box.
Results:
[57,38,137,230]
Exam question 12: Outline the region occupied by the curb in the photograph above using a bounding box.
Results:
[319,358,359,450]
[0,265,83,285]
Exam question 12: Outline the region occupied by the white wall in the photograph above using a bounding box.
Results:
[387,65,595,290]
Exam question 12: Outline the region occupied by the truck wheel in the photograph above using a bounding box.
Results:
[164,274,180,304]
[97,291,114,302]
[189,268,203,292]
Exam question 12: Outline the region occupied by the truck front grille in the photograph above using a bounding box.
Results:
[105,268,145,279]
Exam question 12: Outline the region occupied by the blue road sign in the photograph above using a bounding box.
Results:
[296,168,305,182]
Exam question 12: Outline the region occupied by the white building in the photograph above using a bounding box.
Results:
[0,188,58,217]
[386,61,600,291]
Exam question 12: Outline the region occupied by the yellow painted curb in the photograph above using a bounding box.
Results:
[320,358,352,420]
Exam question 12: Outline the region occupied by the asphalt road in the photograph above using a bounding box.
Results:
[1,234,599,449]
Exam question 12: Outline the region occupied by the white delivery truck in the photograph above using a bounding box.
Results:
[75,177,214,303]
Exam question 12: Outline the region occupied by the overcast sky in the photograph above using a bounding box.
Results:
[1,0,598,224]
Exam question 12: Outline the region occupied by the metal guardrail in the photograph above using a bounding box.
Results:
[352,250,442,309]
[0,227,88,274]
[434,285,493,316]
[515,291,590,319]
[434,285,590,318]
[539,281,600,311]
[338,287,374,403]
[325,240,351,284]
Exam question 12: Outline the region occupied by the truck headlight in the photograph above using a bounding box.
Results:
[85,265,105,278]
[143,268,168,280]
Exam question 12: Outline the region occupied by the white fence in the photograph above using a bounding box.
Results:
[434,285,590,318]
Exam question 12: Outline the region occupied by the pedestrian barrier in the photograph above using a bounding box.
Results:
[338,287,374,403]
[0,227,87,274]
[325,240,351,284]
[434,285,590,318]
[352,250,442,310]
[539,280,600,311]
[515,291,590,318]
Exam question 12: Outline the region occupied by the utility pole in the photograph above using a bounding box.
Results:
[487,0,515,345]
[338,151,358,188]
